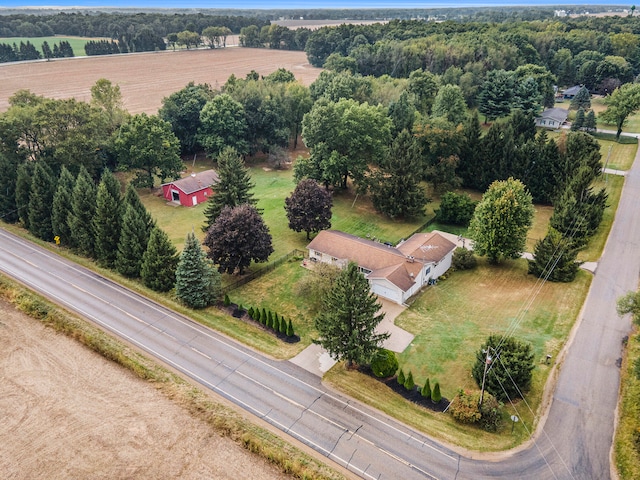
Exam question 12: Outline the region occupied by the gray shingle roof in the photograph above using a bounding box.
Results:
[162,169,219,194]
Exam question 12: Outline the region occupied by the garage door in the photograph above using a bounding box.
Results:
[371,283,401,304]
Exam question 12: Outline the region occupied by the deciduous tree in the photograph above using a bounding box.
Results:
[114,113,183,188]
[468,178,534,264]
[159,82,214,154]
[204,204,273,275]
[198,93,249,157]
[284,179,332,239]
[300,97,391,190]
[600,82,640,139]
[314,262,389,368]
[432,84,467,125]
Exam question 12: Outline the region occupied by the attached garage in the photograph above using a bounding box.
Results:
[370,280,403,305]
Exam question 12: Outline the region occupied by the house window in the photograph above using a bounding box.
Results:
[359,266,372,275]
[425,266,431,275]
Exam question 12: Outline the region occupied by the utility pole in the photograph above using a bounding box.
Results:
[479,347,493,407]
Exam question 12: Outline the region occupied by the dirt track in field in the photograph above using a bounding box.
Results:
[0,300,288,480]
[0,47,322,114]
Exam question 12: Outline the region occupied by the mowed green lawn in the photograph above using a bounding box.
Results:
[0,36,107,57]
[141,162,434,258]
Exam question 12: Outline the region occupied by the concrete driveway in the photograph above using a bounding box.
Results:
[289,296,414,377]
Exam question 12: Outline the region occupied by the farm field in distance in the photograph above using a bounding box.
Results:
[0,47,322,114]
[0,35,105,57]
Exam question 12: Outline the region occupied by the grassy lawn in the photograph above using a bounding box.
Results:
[600,139,637,171]
[579,173,624,262]
[614,328,640,480]
[592,96,640,135]
[141,160,433,258]
[0,36,107,57]
[326,259,591,451]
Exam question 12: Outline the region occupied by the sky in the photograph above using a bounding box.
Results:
[0,0,630,9]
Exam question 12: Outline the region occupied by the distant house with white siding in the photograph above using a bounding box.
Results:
[306,230,456,305]
[535,108,569,129]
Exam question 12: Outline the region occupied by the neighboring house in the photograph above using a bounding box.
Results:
[562,85,583,99]
[535,108,569,129]
[161,169,219,207]
[307,230,456,305]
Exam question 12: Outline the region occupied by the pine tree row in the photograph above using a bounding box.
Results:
[396,369,442,403]
[13,163,178,293]
[225,298,297,340]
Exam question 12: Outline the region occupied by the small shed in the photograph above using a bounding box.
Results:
[535,108,569,129]
[161,169,219,207]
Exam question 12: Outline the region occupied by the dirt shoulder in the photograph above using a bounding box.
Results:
[0,298,288,480]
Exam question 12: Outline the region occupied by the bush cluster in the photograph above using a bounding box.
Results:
[452,247,477,271]
[370,349,399,378]
[448,389,502,432]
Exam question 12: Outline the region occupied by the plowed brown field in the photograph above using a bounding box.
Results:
[0,47,322,114]
[0,299,288,480]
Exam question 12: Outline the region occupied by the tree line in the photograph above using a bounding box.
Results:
[0,39,73,62]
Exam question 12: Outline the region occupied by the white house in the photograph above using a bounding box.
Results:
[535,108,569,129]
[306,230,456,305]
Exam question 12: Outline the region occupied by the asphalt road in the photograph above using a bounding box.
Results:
[0,143,638,479]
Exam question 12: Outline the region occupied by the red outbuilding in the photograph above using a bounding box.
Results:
[161,169,219,207]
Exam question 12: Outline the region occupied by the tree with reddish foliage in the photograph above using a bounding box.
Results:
[204,204,273,275]
[284,179,332,240]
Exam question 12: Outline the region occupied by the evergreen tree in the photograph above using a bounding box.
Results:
[286,319,294,337]
[571,107,585,131]
[261,308,267,325]
[370,129,428,219]
[432,382,442,402]
[584,110,597,134]
[68,166,96,257]
[51,167,75,246]
[93,170,123,267]
[458,111,483,190]
[472,335,535,401]
[124,184,155,241]
[570,86,591,110]
[15,161,34,229]
[404,371,415,391]
[202,147,257,231]
[115,203,148,278]
[528,227,581,282]
[314,262,389,368]
[397,369,405,386]
[0,153,20,223]
[421,378,432,399]
[141,226,179,292]
[28,160,56,241]
[175,231,221,308]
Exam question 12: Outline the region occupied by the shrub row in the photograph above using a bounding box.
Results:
[223,294,297,341]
